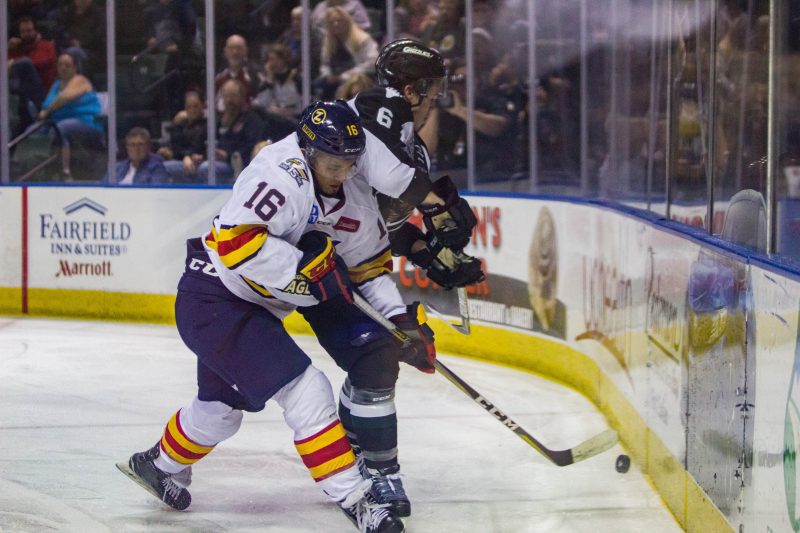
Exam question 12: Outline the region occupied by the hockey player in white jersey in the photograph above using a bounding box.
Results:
[117,101,404,533]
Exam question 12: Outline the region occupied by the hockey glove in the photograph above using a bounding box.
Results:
[418,176,477,250]
[296,231,353,304]
[389,221,427,258]
[392,223,485,290]
[425,247,485,290]
[389,302,436,374]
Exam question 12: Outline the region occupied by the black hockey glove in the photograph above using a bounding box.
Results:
[391,223,485,290]
[417,175,477,250]
[389,302,436,374]
[296,231,353,304]
[425,247,485,290]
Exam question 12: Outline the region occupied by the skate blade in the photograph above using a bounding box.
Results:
[116,461,165,504]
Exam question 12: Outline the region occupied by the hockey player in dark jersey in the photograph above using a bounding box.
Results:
[347,38,485,291]
[306,39,482,519]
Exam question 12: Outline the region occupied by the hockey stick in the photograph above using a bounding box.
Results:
[352,293,619,467]
[426,287,471,334]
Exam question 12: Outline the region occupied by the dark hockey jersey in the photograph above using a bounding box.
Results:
[347,87,433,233]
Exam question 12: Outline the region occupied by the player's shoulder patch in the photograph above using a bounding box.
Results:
[384,87,402,99]
[279,158,310,187]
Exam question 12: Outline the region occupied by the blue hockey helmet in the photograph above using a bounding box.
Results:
[296,100,366,160]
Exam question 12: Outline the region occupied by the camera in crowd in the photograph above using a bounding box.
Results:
[439,73,466,109]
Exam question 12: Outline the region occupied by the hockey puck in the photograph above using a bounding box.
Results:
[615,454,630,473]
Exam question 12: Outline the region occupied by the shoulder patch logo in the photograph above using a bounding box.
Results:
[279,158,310,187]
[308,204,319,224]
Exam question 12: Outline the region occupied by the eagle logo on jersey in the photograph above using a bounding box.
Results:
[311,108,327,124]
[279,158,310,187]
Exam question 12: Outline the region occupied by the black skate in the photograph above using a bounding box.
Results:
[116,443,192,510]
[369,468,410,518]
[341,479,405,533]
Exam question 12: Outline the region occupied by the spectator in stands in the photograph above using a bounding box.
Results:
[334,72,373,100]
[143,0,199,56]
[8,16,57,91]
[109,127,170,185]
[199,79,262,183]
[38,50,104,178]
[159,90,208,182]
[393,0,438,39]
[51,0,106,85]
[253,43,302,120]
[429,51,520,181]
[9,0,53,22]
[314,6,378,100]
[472,0,495,33]
[420,0,465,62]
[277,5,322,76]
[214,34,259,110]
[311,0,371,35]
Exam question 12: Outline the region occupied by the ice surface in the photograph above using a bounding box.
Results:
[0,317,681,532]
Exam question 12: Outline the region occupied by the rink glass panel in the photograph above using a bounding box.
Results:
[2,0,800,262]
[4,0,109,183]
[775,2,800,262]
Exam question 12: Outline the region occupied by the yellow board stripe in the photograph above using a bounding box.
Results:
[167,414,214,454]
[295,422,348,455]
[307,450,356,479]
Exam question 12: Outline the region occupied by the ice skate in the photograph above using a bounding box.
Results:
[340,479,405,533]
[369,467,410,518]
[116,443,192,510]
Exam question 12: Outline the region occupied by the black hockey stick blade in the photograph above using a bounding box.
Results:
[433,360,618,466]
[352,293,618,467]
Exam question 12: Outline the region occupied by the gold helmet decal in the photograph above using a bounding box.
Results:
[311,108,327,124]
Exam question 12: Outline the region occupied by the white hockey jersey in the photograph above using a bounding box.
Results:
[307,171,406,320]
[202,133,406,321]
[203,135,318,318]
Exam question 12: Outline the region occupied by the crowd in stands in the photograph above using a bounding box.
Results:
[7,0,550,185]
[16,0,786,195]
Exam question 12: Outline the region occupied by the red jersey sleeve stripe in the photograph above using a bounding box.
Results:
[216,227,268,269]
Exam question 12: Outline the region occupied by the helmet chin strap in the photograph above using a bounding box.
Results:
[407,92,423,109]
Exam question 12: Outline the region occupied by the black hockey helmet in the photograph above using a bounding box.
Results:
[376,39,446,96]
[296,100,366,159]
